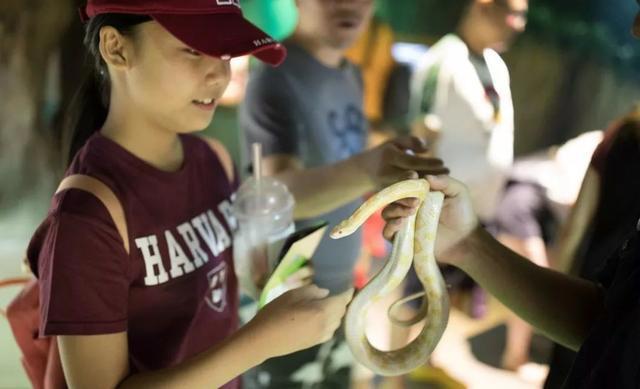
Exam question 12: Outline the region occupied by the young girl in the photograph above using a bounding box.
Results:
[26,1,352,388]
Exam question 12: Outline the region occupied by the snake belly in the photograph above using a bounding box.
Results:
[330,178,449,376]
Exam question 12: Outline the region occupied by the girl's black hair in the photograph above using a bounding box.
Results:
[62,13,151,167]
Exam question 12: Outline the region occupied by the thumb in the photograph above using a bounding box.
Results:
[426,175,464,197]
[296,284,331,300]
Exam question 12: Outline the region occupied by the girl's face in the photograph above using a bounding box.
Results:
[118,21,231,133]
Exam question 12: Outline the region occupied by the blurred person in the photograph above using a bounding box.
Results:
[240,0,448,387]
[409,0,527,224]
[403,0,529,372]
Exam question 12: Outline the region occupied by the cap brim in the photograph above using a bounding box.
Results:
[152,13,286,66]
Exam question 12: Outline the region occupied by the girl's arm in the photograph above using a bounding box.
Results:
[58,333,129,389]
[58,285,353,389]
[59,322,265,389]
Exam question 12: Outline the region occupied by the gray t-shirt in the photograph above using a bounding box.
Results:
[240,42,366,293]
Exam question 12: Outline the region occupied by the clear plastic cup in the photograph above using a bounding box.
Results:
[233,174,295,299]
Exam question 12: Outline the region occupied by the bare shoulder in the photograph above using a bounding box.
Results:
[199,136,235,183]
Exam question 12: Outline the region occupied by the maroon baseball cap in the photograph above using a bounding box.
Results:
[81,0,286,66]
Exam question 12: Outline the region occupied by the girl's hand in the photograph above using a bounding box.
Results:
[382,175,479,266]
[249,285,354,358]
[283,265,314,290]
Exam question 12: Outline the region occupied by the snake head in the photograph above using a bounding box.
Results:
[330,221,354,239]
[330,226,345,239]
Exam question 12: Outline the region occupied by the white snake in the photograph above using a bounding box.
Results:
[330,178,449,376]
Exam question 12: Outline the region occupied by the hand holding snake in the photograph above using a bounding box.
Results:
[331,175,477,376]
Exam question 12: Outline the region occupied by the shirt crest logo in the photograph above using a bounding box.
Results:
[206,262,228,312]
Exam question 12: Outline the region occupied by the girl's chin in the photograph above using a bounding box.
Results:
[174,121,214,134]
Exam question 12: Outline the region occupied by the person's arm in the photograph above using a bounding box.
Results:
[58,286,354,389]
[58,322,266,389]
[266,136,448,219]
[456,226,603,351]
[551,168,600,273]
[382,175,604,351]
[264,154,370,219]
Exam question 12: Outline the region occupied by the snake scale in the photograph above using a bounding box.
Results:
[330,178,449,376]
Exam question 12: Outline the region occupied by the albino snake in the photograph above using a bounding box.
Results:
[331,178,449,376]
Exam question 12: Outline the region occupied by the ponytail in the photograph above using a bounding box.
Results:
[62,13,151,167]
[63,68,108,167]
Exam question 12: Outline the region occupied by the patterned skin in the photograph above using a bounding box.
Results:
[331,179,449,376]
